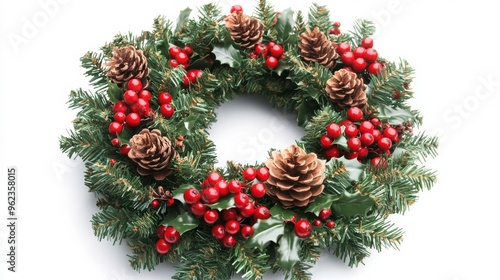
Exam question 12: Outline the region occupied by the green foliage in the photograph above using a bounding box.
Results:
[307,3,332,34]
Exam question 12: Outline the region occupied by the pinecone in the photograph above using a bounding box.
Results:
[128,129,178,181]
[298,27,338,69]
[106,45,150,89]
[225,12,264,49]
[325,69,368,111]
[265,145,326,208]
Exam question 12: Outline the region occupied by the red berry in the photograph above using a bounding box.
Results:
[371,157,387,169]
[120,144,130,155]
[111,138,120,146]
[164,227,180,244]
[256,167,270,182]
[167,199,174,206]
[361,37,374,49]
[156,225,167,238]
[341,52,355,66]
[109,122,123,135]
[313,219,322,227]
[204,210,219,224]
[332,29,341,35]
[193,70,203,79]
[230,5,243,13]
[208,172,223,185]
[123,90,138,105]
[169,47,181,58]
[176,53,189,65]
[254,44,268,56]
[384,127,398,141]
[126,113,141,127]
[214,180,229,197]
[371,118,381,126]
[334,21,341,28]
[160,104,174,118]
[251,183,266,198]
[347,138,361,152]
[222,208,238,221]
[357,147,369,160]
[202,179,211,189]
[360,133,375,146]
[378,137,392,151]
[151,199,160,209]
[159,92,172,104]
[182,45,194,57]
[368,62,384,75]
[353,47,366,58]
[249,52,258,59]
[364,48,378,63]
[138,90,151,102]
[344,124,358,138]
[112,101,127,114]
[225,220,240,235]
[319,208,332,220]
[359,121,374,134]
[234,193,249,208]
[114,112,126,123]
[267,42,276,49]
[186,70,198,84]
[202,187,220,204]
[184,188,201,204]
[324,146,341,160]
[241,225,254,239]
[329,28,336,35]
[347,107,363,122]
[343,67,353,72]
[265,56,279,69]
[327,221,335,228]
[394,91,400,99]
[269,44,283,58]
[130,98,150,117]
[341,120,353,127]
[156,239,171,254]
[353,58,367,72]
[190,202,209,218]
[294,220,312,238]
[254,206,270,220]
[372,129,382,141]
[240,202,255,218]
[222,234,236,248]
[337,42,351,55]
[211,225,226,239]
[170,59,179,68]
[127,79,142,92]
[228,180,242,194]
[326,123,341,139]
[242,168,256,181]
[320,135,333,149]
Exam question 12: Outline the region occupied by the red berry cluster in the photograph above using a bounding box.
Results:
[337,37,384,75]
[183,167,270,248]
[250,41,284,70]
[168,46,204,88]
[288,207,336,238]
[329,21,341,35]
[155,225,180,255]
[158,91,175,118]
[320,107,399,165]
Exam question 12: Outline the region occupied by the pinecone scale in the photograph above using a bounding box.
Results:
[298,27,338,69]
[106,45,150,88]
[326,69,368,111]
[225,12,264,49]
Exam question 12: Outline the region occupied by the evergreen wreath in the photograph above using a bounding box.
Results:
[60,2,439,279]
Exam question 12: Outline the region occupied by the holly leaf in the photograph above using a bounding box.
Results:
[296,100,319,127]
[212,44,242,68]
[336,157,366,182]
[161,211,199,235]
[206,196,235,210]
[172,184,198,203]
[331,191,375,219]
[185,56,210,71]
[270,204,296,221]
[246,217,285,251]
[331,126,348,151]
[305,194,337,216]
[377,105,414,125]
[275,8,295,44]
[277,225,301,272]
[274,60,292,76]
[116,127,134,145]
[175,7,192,32]
[107,80,122,104]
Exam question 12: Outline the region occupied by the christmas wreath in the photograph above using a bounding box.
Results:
[60,2,438,279]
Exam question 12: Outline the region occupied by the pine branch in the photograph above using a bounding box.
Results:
[254,0,278,42]
[128,239,161,271]
[81,52,109,93]
[295,10,306,35]
[307,3,332,34]
[348,19,376,47]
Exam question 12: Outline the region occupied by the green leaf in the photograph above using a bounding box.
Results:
[206,195,235,210]
[336,157,366,182]
[270,204,296,220]
[185,56,210,71]
[277,225,301,272]
[296,100,319,127]
[377,105,414,125]
[161,212,199,235]
[246,217,285,251]
[275,8,295,44]
[305,194,337,215]
[107,80,122,103]
[172,184,198,203]
[274,60,292,76]
[175,7,192,32]
[331,191,375,219]
[212,44,242,68]
[331,126,348,151]
[116,127,134,145]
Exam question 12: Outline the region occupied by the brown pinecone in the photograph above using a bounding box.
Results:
[298,27,338,69]
[265,145,326,208]
[225,12,264,49]
[325,69,368,111]
[128,129,178,181]
[106,45,150,89]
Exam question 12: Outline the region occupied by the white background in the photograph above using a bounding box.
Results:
[1,0,499,279]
